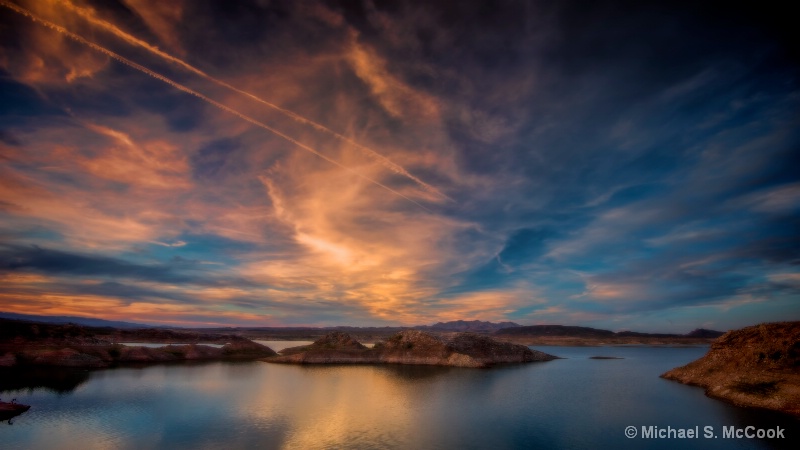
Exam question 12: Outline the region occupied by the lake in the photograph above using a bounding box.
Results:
[1,345,796,449]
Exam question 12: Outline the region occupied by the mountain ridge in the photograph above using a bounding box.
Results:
[0,312,155,329]
[0,313,724,339]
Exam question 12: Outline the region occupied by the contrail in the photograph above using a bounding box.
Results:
[52,0,451,202]
[0,0,434,213]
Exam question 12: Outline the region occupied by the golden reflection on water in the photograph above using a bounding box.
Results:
[234,364,457,449]
[241,341,426,447]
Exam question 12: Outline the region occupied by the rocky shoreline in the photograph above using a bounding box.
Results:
[267,330,558,368]
[0,339,277,369]
[493,325,722,347]
[1,319,557,370]
[0,319,277,369]
[661,322,800,417]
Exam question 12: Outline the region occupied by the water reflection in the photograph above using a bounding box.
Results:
[0,368,90,394]
[700,389,798,450]
[0,346,797,449]
[299,362,457,381]
[252,340,313,352]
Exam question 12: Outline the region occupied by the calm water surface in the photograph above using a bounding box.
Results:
[1,345,797,449]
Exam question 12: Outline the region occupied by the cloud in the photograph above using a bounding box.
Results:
[0,17,106,86]
[121,0,185,54]
[0,0,797,330]
[736,182,800,214]
[346,36,440,121]
[0,244,190,282]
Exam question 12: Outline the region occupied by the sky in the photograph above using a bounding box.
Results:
[0,0,798,331]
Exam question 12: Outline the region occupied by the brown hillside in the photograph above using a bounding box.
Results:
[662,322,800,417]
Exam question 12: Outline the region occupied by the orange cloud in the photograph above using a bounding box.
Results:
[0,114,199,248]
[77,122,192,189]
[0,0,109,85]
[121,0,185,54]
[429,287,546,323]
[241,148,506,324]
[0,287,280,328]
[0,0,505,326]
[346,36,440,121]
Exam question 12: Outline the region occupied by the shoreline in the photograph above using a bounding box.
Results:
[661,322,800,418]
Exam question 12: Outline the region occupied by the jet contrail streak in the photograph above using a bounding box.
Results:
[0,0,433,213]
[53,0,451,202]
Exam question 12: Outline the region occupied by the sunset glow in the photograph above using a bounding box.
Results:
[1,0,798,330]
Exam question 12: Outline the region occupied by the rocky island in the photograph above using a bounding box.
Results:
[662,322,800,417]
[267,330,557,368]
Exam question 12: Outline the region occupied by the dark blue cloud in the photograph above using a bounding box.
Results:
[0,76,64,119]
[0,244,189,282]
[0,244,261,289]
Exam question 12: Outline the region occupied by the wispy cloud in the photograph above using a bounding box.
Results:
[0,0,797,329]
[48,0,450,201]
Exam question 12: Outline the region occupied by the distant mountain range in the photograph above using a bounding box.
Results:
[418,320,522,333]
[0,312,154,329]
[0,312,724,338]
[494,325,725,339]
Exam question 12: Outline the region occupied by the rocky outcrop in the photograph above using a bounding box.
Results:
[662,322,800,417]
[2,339,277,369]
[221,339,279,357]
[685,328,725,339]
[28,348,106,368]
[0,318,240,347]
[0,318,278,369]
[280,331,367,356]
[376,331,555,367]
[274,331,375,364]
[111,346,176,363]
[0,401,31,421]
[273,349,379,364]
[267,330,557,368]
